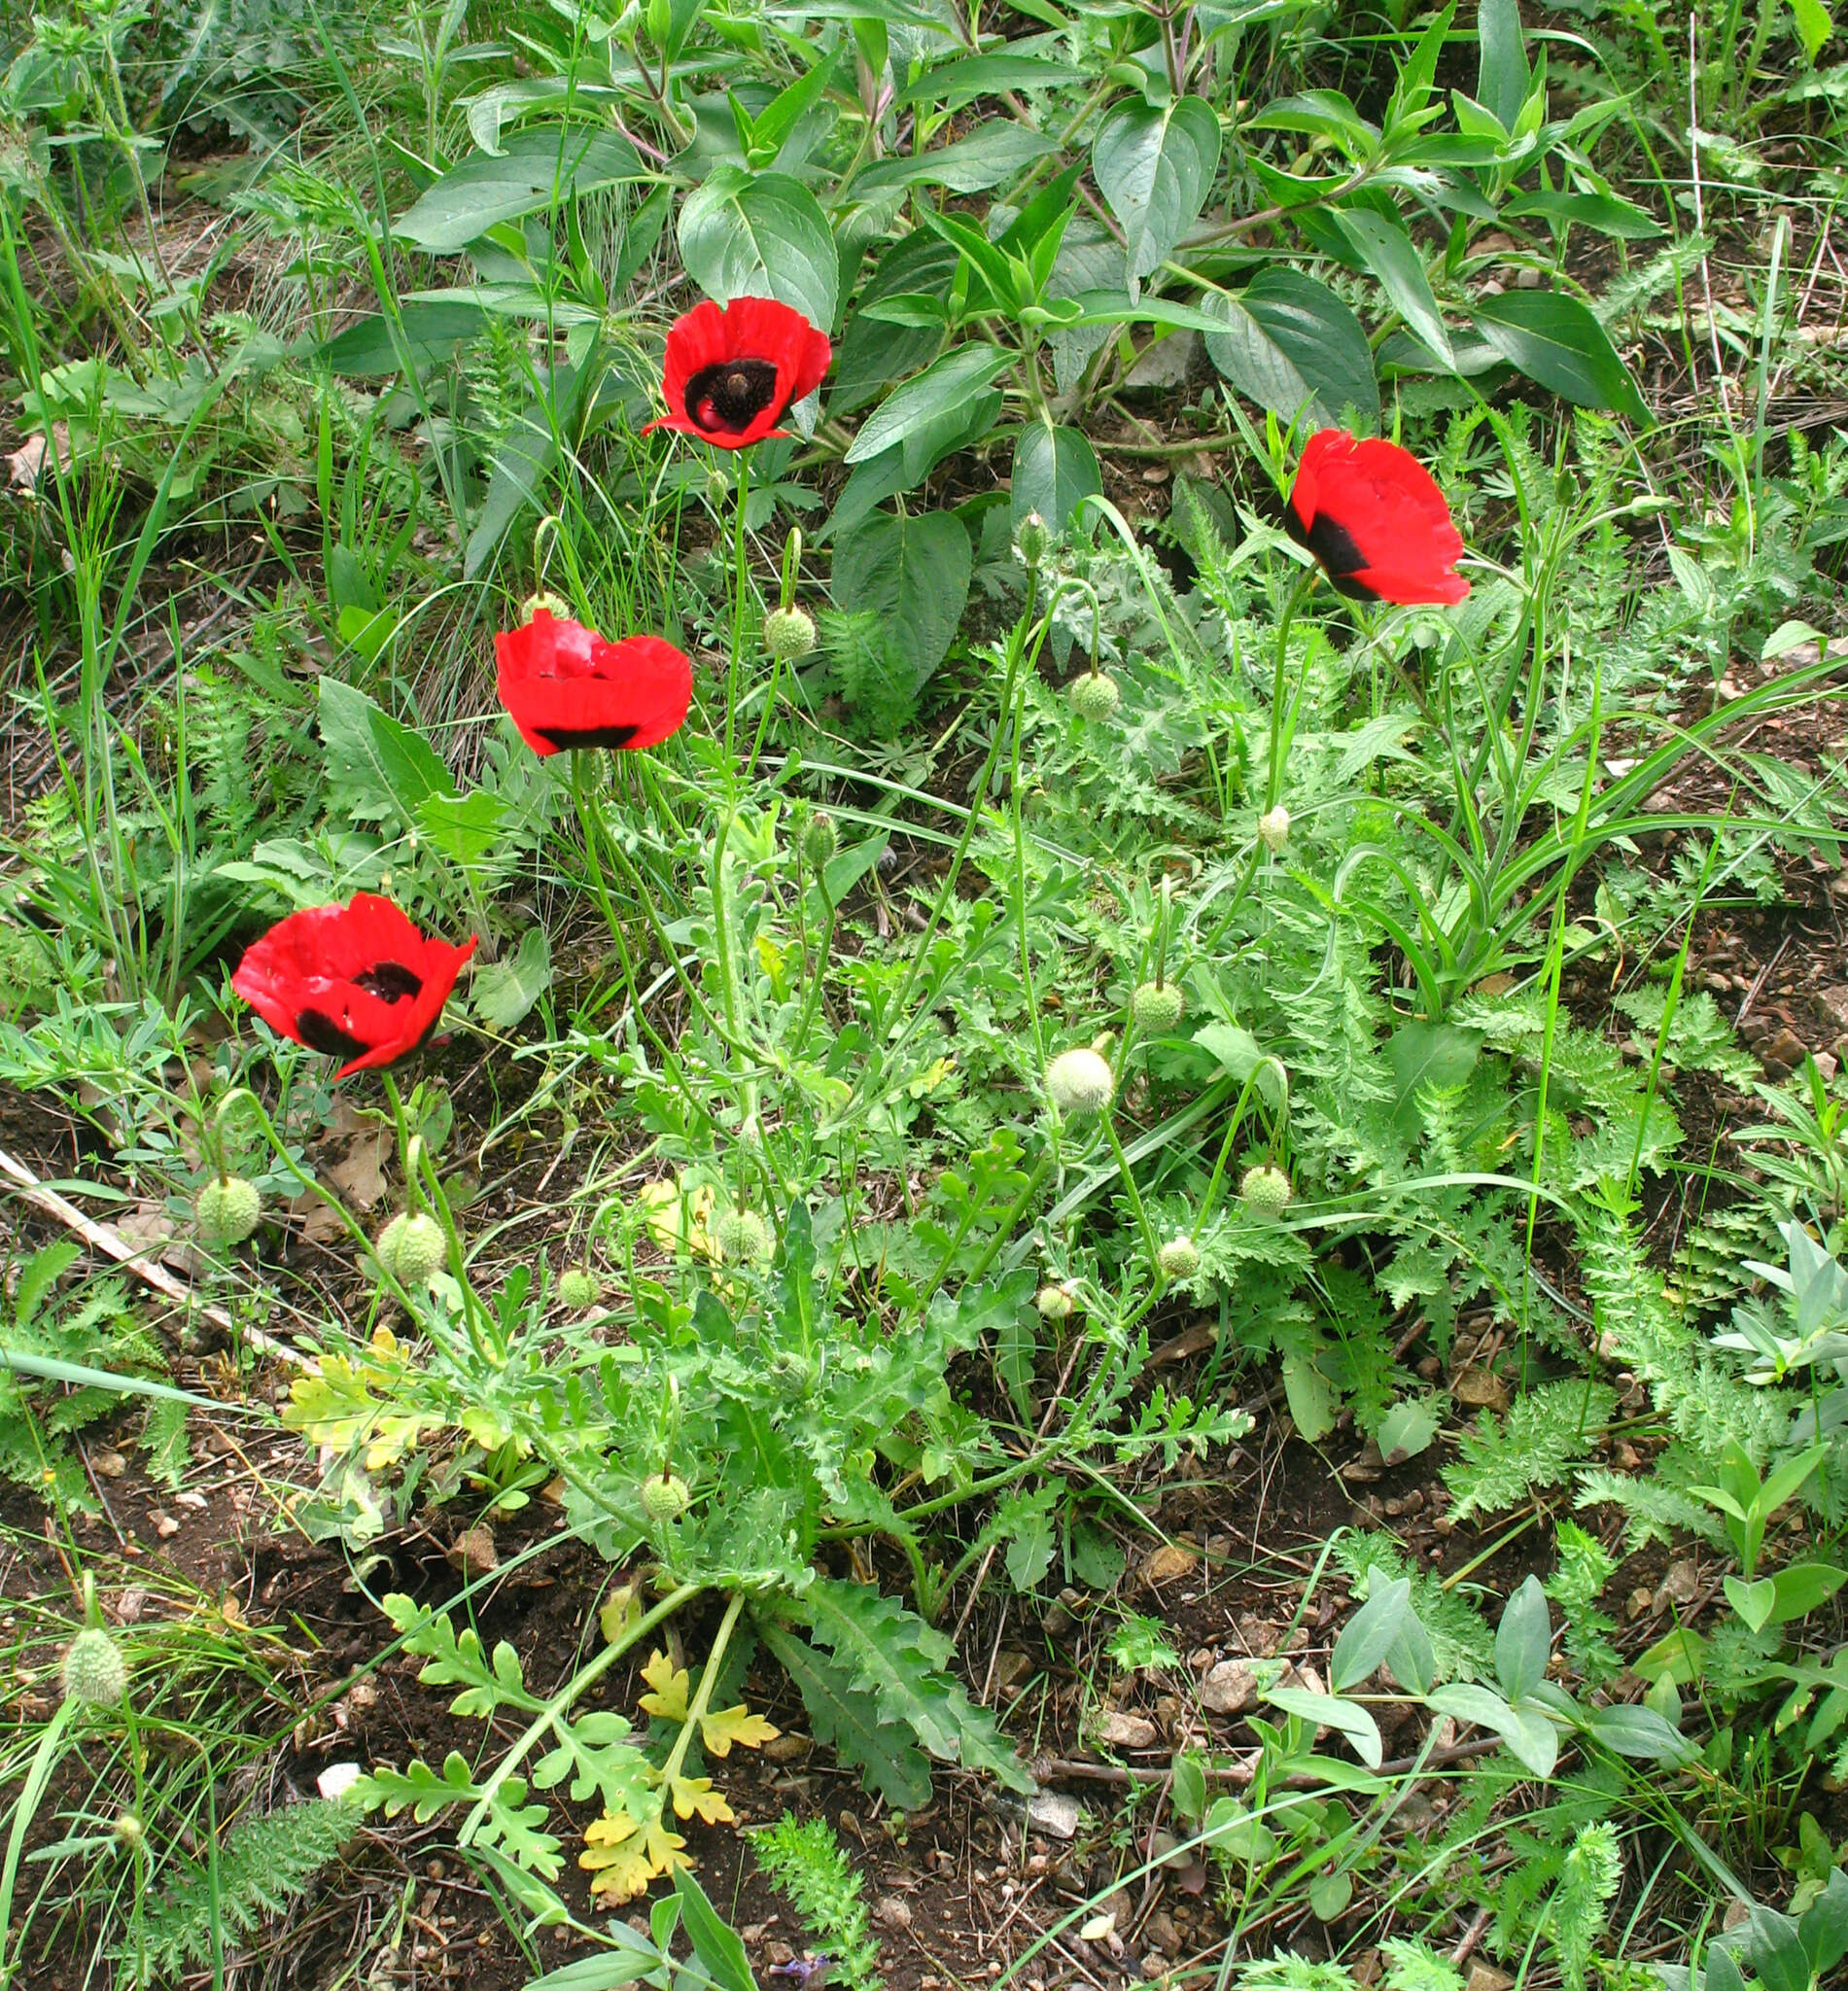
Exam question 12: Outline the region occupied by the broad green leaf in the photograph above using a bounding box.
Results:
[1308,1871,1353,1920]
[833,231,960,413]
[1091,94,1221,289]
[1011,421,1101,535]
[1376,1394,1441,1464]
[1767,1561,1847,1624]
[1504,188,1662,239]
[827,390,999,541]
[1792,0,1834,60]
[319,678,453,824]
[1202,269,1377,431]
[1725,1573,1778,1633]
[894,52,1086,111]
[1477,0,1528,130]
[856,124,1062,196]
[471,926,552,1031]
[673,1871,756,1991]
[844,345,1010,464]
[1384,1021,1482,1138]
[1800,1868,1848,1975]
[320,300,490,376]
[1495,1575,1552,1702]
[1472,292,1651,425]
[832,508,971,694]
[1280,1349,1336,1442]
[1578,1702,1694,1764]
[755,1620,932,1809]
[395,125,645,254]
[1330,207,1454,368]
[1265,1685,1382,1769]
[1331,1574,1412,1694]
[678,167,838,331]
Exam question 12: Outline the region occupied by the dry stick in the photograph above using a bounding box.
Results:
[0,1146,310,1370]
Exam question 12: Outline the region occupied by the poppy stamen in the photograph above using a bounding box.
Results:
[684,356,780,434]
[354,961,424,1003]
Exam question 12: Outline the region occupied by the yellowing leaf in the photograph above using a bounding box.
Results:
[601,1585,645,1647]
[699,1704,780,1757]
[580,1807,692,1901]
[640,1176,715,1259]
[670,1775,734,1825]
[638,1649,690,1723]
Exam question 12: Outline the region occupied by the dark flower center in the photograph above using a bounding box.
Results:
[685,357,780,434]
[297,1010,369,1059]
[538,722,644,751]
[1286,504,1379,603]
[355,961,423,1003]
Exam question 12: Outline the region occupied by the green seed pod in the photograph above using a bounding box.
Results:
[521,589,572,623]
[641,1473,691,1521]
[1036,1285,1073,1321]
[559,1268,601,1310]
[62,1626,127,1707]
[1240,1165,1293,1217]
[713,1208,774,1267]
[764,605,819,662]
[1158,1236,1201,1280]
[1068,672,1121,722]
[1131,981,1183,1033]
[374,1211,448,1286]
[114,1810,145,1852]
[194,1175,261,1248]
[1045,1047,1114,1118]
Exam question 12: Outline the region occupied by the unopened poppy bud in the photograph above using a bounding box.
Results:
[374,1211,448,1286]
[62,1626,127,1707]
[1045,1047,1114,1118]
[1258,806,1291,853]
[559,1268,601,1310]
[799,812,838,871]
[1068,672,1120,722]
[1015,511,1050,570]
[194,1175,261,1248]
[1131,982,1183,1033]
[1158,1236,1201,1279]
[713,1208,774,1266]
[520,589,572,623]
[1240,1165,1293,1216]
[764,605,818,662]
[1036,1284,1073,1321]
[114,1810,145,1852]
[641,1473,691,1521]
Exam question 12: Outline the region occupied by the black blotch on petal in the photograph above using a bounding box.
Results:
[539,722,644,751]
[684,357,781,434]
[355,961,423,1003]
[1286,503,1380,603]
[296,1009,370,1060]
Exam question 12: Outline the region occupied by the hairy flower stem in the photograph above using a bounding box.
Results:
[655,1590,748,1800]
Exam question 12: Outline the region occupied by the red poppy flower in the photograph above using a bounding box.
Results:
[1286,430,1469,607]
[645,296,832,449]
[231,894,477,1079]
[494,609,692,757]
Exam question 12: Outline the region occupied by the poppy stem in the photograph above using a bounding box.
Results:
[1265,564,1318,813]
[725,449,752,779]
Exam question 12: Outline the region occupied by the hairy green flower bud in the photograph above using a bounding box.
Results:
[194,1175,261,1248]
[1014,511,1050,571]
[114,1810,145,1852]
[1068,671,1121,722]
[799,812,838,872]
[1240,1165,1293,1217]
[764,605,819,662]
[374,1211,448,1286]
[1045,1047,1114,1118]
[1158,1236,1201,1280]
[713,1208,774,1267]
[1036,1285,1073,1321]
[559,1268,601,1310]
[1131,981,1183,1033]
[520,589,572,623]
[1258,805,1291,854]
[62,1626,127,1706]
[640,1473,691,1521]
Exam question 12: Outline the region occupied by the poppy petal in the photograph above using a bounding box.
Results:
[648,296,832,449]
[497,613,692,757]
[1286,430,1467,607]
